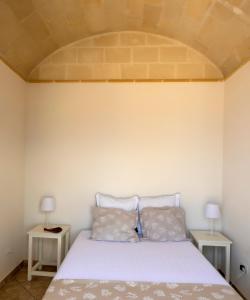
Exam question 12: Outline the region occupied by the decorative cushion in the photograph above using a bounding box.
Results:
[140,207,187,241]
[137,193,181,236]
[91,207,139,242]
[96,192,139,211]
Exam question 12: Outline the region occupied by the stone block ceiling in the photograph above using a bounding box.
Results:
[29,32,223,80]
[0,0,250,81]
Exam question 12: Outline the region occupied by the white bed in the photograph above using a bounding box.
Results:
[44,194,241,300]
[55,230,227,286]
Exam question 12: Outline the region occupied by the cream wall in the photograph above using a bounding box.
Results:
[2,55,250,296]
[0,61,26,281]
[25,83,224,239]
[223,62,250,299]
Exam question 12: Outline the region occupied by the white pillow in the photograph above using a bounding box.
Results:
[138,193,180,211]
[96,192,139,211]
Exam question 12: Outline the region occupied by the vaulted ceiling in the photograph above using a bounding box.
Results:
[0,0,250,81]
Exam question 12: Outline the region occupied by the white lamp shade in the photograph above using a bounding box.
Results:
[205,202,221,219]
[40,196,56,212]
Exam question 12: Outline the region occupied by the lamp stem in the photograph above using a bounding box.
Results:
[44,212,49,228]
[210,219,215,235]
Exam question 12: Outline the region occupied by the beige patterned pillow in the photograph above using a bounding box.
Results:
[141,207,187,241]
[91,207,139,242]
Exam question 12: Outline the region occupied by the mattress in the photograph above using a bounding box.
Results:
[55,230,227,286]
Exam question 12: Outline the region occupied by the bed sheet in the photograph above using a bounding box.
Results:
[55,230,227,286]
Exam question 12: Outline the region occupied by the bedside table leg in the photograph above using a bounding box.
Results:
[225,245,231,282]
[198,244,203,253]
[28,236,33,281]
[214,247,218,269]
[65,231,69,256]
[38,238,43,270]
[57,237,62,270]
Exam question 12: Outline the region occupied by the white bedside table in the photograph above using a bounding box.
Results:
[190,230,232,282]
[27,224,70,281]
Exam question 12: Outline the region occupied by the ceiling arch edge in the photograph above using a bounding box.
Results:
[28,31,223,82]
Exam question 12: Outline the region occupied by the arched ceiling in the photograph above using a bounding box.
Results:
[29,31,224,81]
[0,0,250,80]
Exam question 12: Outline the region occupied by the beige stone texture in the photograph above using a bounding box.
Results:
[205,64,223,79]
[149,64,175,79]
[235,37,250,61]
[0,1,250,79]
[22,12,50,42]
[198,17,231,66]
[0,2,24,50]
[211,2,235,22]
[221,56,240,77]
[92,64,121,80]
[82,1,107,34]
[105,48,131,63]
[66,65,92,80]
[29,31,224,80]
[184,0,213,21]
[147,34,175,45]
[143,4,162,29]
[160,47,187,62]
[242,1,250,14]
[4,0,34,20]
[227,0,243,5]
[187,49,208,63]
[51,48,77,64]
[104,1,127,31]
[133,47,159,62]
[177,64,205,78]
[121,64,148,79]
[74,39,94,48]
[39,65,66,80]
[94,34,119,47]
[78,48,104,63]
[144,0,163,5]
[120,32,146,46]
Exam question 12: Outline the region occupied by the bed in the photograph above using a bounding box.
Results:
[43,230,241,300]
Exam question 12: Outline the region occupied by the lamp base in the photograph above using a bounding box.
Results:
[209,219,217,235]
[43,212,52,229]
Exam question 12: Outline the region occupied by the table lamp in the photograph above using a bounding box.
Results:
[205,202,221,235]
[40,195,56,228]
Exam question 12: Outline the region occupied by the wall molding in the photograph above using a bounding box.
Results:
[28,78,223,83]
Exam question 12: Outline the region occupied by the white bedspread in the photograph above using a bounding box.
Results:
[55,230,227,285]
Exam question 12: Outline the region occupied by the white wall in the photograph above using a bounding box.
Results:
[0,61,26,281]
[223,62,250,298]
[25,83,224,240]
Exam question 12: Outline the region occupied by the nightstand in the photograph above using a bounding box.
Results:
[190,230,232,282]
[27,224,70,281]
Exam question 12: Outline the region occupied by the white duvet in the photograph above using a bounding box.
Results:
[55,230,227,286]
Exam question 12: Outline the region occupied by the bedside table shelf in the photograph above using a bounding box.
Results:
[190,230,232,282]
[27,224,70,281]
